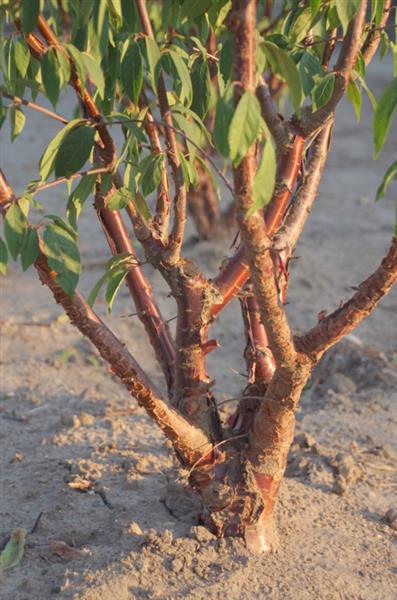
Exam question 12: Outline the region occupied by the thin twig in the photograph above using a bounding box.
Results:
[27,167,111,195]
[187,434,248,478]
[2,92,68,124]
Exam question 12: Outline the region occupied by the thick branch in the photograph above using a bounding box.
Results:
[361,0,392,65]
[0,169,209,466]
[296,0,367,137]
[295,238,397,359]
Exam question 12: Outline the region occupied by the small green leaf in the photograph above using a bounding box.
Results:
[248,139,277,215]
[289,7,313,43]
[145,37,161,91]
[67,174,96,229]
[39,119,85,181]
[41,48,61,107]
[43,223,81,296]
[121,41,143,105]
[261,41,303,114]
[373,78,397,157]
[87,271,109,307]
[214,86,234,157]
[310,0,321,17]
[21,0,40,33]
[191,57,212,119]
[311,73,335,111]
[10,106,26,142]
[21,228,39,271]
[180,0,212,21]
[55,47,71,85]
[107,187,131,211]
[82,52,105,99]
[54,124,95,178]
[228,91,262,166]
[166,49,193,106]
[105,268,128,313]
[298,51,323,97]
[139,154,164,196]
[45,214,78,240]
[375,160,397,202]
[334,0,361,33]
[347,79,362,122]
[14,39,30,78]
[0,238,8,275]
[132,192,152,221]
[4,202,28,260]
[64,44,87,90]
[0,528,27,571]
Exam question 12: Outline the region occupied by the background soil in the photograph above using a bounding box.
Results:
[1,55,396,600]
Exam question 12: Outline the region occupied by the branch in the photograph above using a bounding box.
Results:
[135,0,187,265]
[1,92,68,124]
[256,77,290,152]
[361,0,392,65]
[295,238,397,359]
[0,169,209,466]
[29,167,110,194]
[273,120,333,255]
[295,0,368,137]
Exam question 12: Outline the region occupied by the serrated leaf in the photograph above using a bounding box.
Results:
[191,57,212,119]
[375,160,397,201]
[0,528,27,571]
[82,52,105,99]
[180,0,212,21]
[106,187,131,210]
[311,73,335,111]
[145,37,161,91]
[334,0,361,33]
[54,124,95,178]
[139,154,164,196]
[228,91,262,166]
[105,268,127,312]
[167,49,192,106]
[248,139,277,215]
[121,41,143,105]
[67,174,96,228]
[43,223,81,296]
[39,119,85,181]
[21,0,40,34]
[0,238,8,275]
[373,78,397,157]
[347,79,362,122]
[14,39,30,78]
[21,228,39,271]
[214,86,234,157]
[41,48,61,107]
[10,106,26,142]
[261,41,303,114]
[4,202,27,260]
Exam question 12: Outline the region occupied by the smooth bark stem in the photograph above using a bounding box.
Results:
[2,92,68,124]
[361,0,392,64]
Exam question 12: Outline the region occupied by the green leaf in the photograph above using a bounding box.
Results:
[55,47,71,85]
[289,7,313,43]
[67,174,96,229]
[334,0,361,33]
[121,41,143,105]
[191,57,212,119]
[139,154,164,196]
[39,119,85,181]
[261,41,303,114]
[21,0,40,34]
[298,51,323,97]
[105,268,128,313]
[45,214,78,240]
[43,223,81,296]
[107,187,131,210]
[180,0,212,21]
[167,49,193,106]
[347,79,362,122]
[373,78,397,157]
[311,73,335,111]
[21,228,39,271]
[248,139,277,215]
[0,237,8,275]
[14,39,30,78]
[82,52,105,99]
[228,91,262,166]
[375,160,397,201]
[4,202,28,260]
[214,86,234,157]
[0,528,27,571]
[10,106,26,142]
[64,44,87,90]
[54,124,95,177]
[41,48,61,107]
[132,192,152,221]
[310,0,321,17]
[145,37,161,91]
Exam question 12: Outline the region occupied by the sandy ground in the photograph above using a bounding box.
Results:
[1,55,397,600]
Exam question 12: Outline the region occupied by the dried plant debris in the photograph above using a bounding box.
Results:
[0,528,27,572]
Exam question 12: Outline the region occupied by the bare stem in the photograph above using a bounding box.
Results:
[1,92,68,124]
